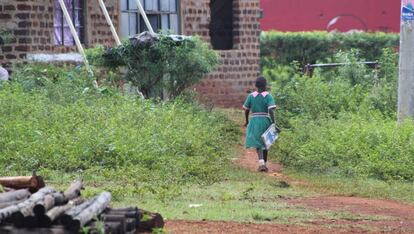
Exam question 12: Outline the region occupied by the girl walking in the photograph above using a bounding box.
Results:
[243,76,276,172]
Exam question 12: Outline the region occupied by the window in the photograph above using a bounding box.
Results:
[120,0,179,37]
[210,0,233,50]
[53,0,85,46]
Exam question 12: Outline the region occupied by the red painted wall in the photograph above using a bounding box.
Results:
[260,0,400,32]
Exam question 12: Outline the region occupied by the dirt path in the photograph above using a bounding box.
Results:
[164,220,369,234]
[235,148,414,233]
[164,131,414,233]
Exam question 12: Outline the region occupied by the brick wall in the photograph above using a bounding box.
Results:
[181,0,261,107]
[0,0,119,68]
[1,0,261,107]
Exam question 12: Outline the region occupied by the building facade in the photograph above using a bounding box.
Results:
[0,0,261,107]
[261,0,400,33]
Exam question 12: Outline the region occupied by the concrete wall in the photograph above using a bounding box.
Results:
[260,0,400,33]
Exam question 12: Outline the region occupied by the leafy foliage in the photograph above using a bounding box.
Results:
[86,35,219,99]
[0,29,13,46]
[0,64,240,197]
[267,47,408,181]
[261,31,399,67]
[277,113,414,181]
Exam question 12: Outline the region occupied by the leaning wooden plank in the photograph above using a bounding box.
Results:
[60,197,96,226]
[0,189,30,204]
[67,192,111,232]
[63,180,83,202]
[0,187,56,224]
[40,198,84,227]
[0,173,45,193]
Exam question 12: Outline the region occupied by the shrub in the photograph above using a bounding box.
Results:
[276,113,414,181]
[0,64,240,196]
[269,48,409,182]
[86,35,219,99]
[261,31,399,67]
[270,48,398,128]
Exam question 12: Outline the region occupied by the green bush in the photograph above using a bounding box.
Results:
[269,48,409,181]
[276,113,414,181]
[261,31,399,67]
[270,48,397,128]
[0,64,240,196]
[86,35,219,99]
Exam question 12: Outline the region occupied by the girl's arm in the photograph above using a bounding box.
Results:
[269,108,276,124]
[244,109,250,127]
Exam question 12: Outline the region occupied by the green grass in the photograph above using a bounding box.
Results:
[110,166,387,227]
[285,170,414,204]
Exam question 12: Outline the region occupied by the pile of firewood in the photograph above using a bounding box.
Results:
[0,173,164,234]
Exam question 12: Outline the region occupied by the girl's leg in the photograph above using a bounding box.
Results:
[256,148,265,166]
[263,150,268,163]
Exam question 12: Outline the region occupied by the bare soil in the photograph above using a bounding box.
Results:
[164,220,370,234]
[236,148,414,233]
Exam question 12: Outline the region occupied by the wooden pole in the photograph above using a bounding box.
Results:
[57,0,94,77]
[134,0,155,34]
[98,0,122,46]
[398,0,414,121]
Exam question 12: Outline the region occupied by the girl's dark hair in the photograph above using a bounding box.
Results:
[255,76,267,89]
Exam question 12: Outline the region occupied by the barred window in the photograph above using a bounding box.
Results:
[53,0,85,46]
[120,0,179,37]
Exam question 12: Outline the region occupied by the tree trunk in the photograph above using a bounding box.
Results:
[33,194,55,216]
[0,187,56,224]
[60,197,96,226]
[0,173,45,193]
[0,199,26,209]
[63,180,83,202]
[106,207,142,220]
[67,192,111,232]
[0,189,30,203]
[40,198,84,227]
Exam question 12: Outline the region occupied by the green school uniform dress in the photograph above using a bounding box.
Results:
[243,91,276,149]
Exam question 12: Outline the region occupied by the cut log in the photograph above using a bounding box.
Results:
[66,192,111,232]
[0,225,73,234]
[0,187,56,224]
[106,207,142,226]
[0,189,30,203]
[33,194,55,216]
[88,221,122,234]
[136,209,164,232]
[60,197,96,226]
[63,180,83,201]
[40,198,84,227]
[0,172,45,193]
[0,199,27,209]
[102,214,127,233]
